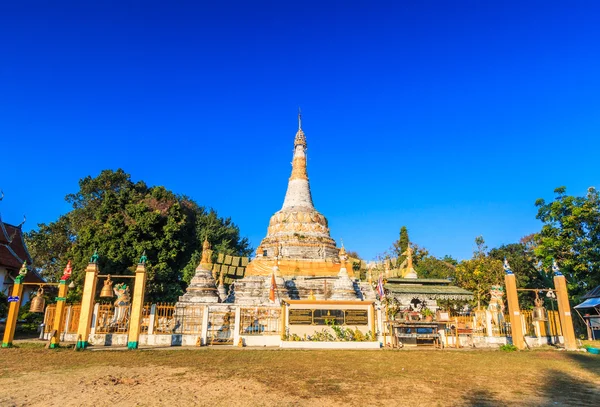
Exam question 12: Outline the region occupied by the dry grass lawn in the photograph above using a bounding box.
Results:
[1,344,599,406]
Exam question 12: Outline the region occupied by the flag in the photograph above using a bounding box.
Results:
[269,273,276,302]
[377,275,385,299]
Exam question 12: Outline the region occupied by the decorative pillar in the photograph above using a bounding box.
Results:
[127,254,148,350]
[76,252,100,349]
[552,261,577,350]
[503,259,525,350]
[2,262,27,348]
[148,304,157,335]
[233,306,241,346]
[49,262,72,348]
[201,305,209,345]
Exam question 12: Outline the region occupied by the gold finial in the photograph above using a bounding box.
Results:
[298,107,302,130]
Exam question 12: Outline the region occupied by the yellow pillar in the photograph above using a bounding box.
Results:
[552,261,577,350]
[76,261,99,349]
[49,280,69,348]
[1,263,27,348]
[504,260,525,350]
[127,260,147,350]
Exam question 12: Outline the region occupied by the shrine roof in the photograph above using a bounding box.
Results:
[385,283,474,299]
[385,278,455,285]
[0,222,33,270]
[582,285,600,299]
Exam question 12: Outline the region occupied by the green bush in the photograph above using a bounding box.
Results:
[499,343,518,352]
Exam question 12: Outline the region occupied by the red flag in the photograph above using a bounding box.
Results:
[269,273,276,302]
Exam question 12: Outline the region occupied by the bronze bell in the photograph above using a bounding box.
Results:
[532,292,548,322]
[100,275,114,298]
[29,287,45,313]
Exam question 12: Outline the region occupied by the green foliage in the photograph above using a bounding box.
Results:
[499,343,518,352]
[392,226,410,267]
[534,186,600,300]
[489,238,552,308]
[17,300,44,333]
[415,255,457,279]
[455,237,504,308]
[25,169,252,303]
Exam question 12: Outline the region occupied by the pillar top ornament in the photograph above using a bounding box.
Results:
[552,259,562,276]
[15,262,27,283]
[503,258,513,275]
[138,251,148,265]
[90,249,99,264]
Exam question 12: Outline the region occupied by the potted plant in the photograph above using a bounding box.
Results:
[421,308,434,322]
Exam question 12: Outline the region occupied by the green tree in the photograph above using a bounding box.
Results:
[454,236,504,308]
[488,237,552,308]
[392,226,409,268]
[534,186,600,300]
[415,255,457,280]
[26,169,252,303]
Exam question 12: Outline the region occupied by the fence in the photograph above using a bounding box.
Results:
[153,303,177,334]
[94,303,130,334]
[43,304,80,334]
[239,307,282,335]
[174,304,204,335]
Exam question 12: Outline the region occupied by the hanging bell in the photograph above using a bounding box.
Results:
[532,292,548,322]
[100,275,114,298]
[29,287,46,313]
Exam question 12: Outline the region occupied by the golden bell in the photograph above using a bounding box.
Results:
[100,275,114,298]
[29,287,45,313]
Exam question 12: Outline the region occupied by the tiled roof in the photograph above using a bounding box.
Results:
[385,282,474,300]
[582,285,600,299]
[0,222,33,270]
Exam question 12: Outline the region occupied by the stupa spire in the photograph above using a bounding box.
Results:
[282,111,313,209]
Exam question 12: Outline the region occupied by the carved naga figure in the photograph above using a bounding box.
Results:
[111,283,131,326]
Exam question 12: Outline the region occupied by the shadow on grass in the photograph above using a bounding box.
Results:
[462,389,502,407]
[564,352,600,377]
[541,368,600,405]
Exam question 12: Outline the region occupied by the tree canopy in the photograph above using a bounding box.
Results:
[26,169,252,303]
[454,236,504,308]
[534,186,600,300]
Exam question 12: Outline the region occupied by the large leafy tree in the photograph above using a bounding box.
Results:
[488,237,553,308]
[454,236,504,308]
[26,169,252,302]
[415,255,457,280]
[534,186,600,300]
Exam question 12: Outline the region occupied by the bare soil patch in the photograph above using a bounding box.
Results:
[1,345,599,406]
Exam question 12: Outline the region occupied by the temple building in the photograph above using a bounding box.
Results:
[178,114,374,307]
[0,195,44,301]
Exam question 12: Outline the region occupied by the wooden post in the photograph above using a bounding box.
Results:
[76,262,99,349]
[49,280,69,348]
[127,262,147,350]
[1,268,26,348]
[504,271,525,350]
[553,272,577,350]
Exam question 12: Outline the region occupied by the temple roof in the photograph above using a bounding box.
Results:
[0,222,33,270]
[385,279,473,300]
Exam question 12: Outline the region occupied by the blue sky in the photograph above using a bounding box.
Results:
[1,1,599,261]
